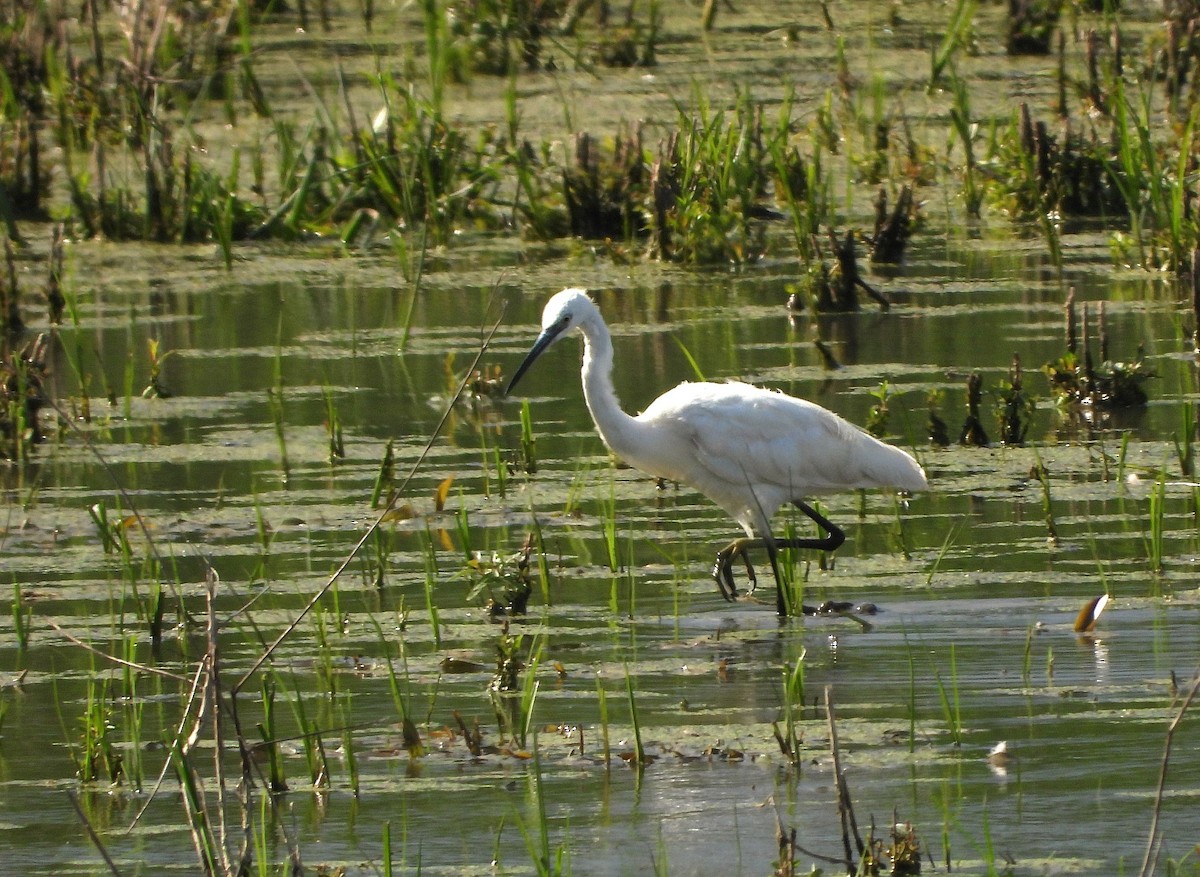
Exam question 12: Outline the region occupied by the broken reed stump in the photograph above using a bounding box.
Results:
[1007,0,1063,56]
[998,352,1031,446]
[927,390,951,447]
[826,686,864,870]
[870,185,914,265]
[46,224,65,324]
[959,371,989,446]
[813,228,890,312]
[1,239,22,336]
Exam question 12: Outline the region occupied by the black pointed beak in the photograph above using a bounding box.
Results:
[506,323,566,396]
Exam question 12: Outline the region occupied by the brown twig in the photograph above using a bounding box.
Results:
[67,790,124,877]
[45,620,188,682]
[1138,667,1200,877]
[826,685,862,872]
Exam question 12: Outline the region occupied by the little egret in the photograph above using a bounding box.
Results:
[506,288,928,616]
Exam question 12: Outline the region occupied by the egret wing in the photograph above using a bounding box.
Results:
[641,381,907,496]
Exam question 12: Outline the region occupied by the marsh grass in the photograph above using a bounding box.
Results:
[520,399,538,474]
[370,440,396,508]
[11,580,29,653]
[932,645,963,748]
[1030,456,1060,543]
[773,652,807,766]
[516,734,568,877]
[322,385,345,462]
[1147,470,1167,575]
[948,77,983,219]
[1022,624,1036,688]
[601,482,620,574]
[6,0,1200,285]
[39,313,511,874]
[87,500,130,557]
[340,704,361,796]
[422,529,443,645]
[281,672,333,788]
[775,515,808,615]
[76,676,123,785]
[928,0,976,93]
[1173,402,1196,479]
[924,521,962,587]
[624,664,646,765]
[267,386,289,486]
[258,676,287,793]
[995,354,1032,446]
[595,672,612,769]
[651,91,781,263]
[491,626,542,750]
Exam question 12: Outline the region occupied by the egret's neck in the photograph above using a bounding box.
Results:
[579,320,642,459]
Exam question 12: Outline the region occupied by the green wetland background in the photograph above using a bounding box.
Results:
[2,0,1200,874]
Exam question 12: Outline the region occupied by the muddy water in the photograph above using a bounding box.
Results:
[3,1,1200,875]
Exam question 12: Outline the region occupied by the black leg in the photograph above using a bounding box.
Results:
[710,502,846,612]
[713,538,760,601]
[790,501,846,552]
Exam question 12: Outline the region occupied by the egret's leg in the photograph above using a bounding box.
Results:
[713,538,760,601]
[785,501,846,553]
[711,502,846,612]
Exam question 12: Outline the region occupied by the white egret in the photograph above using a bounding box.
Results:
[506,288,928,616]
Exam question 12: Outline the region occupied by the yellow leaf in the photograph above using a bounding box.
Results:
[434,476,455,512]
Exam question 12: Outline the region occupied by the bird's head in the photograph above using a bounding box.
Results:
[506,288,596,395]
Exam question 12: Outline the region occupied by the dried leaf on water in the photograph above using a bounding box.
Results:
[1073,594,1110,633]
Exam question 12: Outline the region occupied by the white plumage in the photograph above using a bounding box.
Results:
[507,288,928,615]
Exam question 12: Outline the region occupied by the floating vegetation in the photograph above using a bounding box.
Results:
[996,352,1033,446]
[865,381,895,439]
[1042,290,1151,411]
[465,539,534,618]
[860,820,924,876]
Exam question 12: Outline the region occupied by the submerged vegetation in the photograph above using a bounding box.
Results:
[3,0,1200,875]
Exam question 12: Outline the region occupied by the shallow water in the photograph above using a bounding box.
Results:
[3,0,1200,875]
